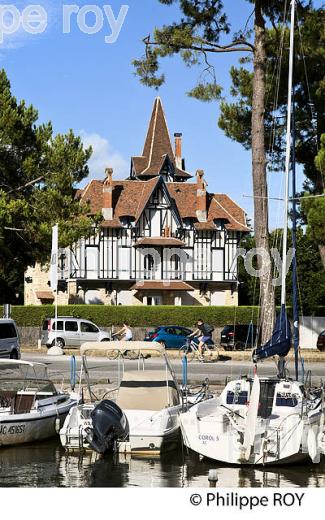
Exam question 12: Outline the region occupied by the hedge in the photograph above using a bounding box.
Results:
[10,305,262,328]
[9,305,325,328]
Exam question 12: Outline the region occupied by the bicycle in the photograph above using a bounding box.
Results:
[106,335,140,360]
[178,338,219,363]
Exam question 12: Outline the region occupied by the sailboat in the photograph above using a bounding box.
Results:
[179,0,325,465]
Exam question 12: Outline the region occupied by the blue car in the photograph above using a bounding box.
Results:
[144,325,196,349]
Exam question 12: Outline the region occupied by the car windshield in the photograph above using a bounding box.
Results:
[222,326,234,333]
[151,327,162,334]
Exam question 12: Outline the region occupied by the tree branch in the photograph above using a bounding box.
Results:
[7,176,44,194]
[143,35,254,54]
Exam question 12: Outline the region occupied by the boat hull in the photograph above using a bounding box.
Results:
[60,404,182,456]
[0,396,78,447]
[180,408,321,466]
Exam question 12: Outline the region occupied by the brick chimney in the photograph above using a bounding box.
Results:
[102,167,114,220]
[174,133,182,169]
[196,169,207,222]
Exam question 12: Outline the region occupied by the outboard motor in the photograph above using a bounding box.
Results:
[86,400,129,454]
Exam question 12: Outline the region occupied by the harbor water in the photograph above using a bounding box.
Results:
[0,439,324,488]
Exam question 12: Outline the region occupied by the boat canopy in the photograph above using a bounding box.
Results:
[80,341,165,356]
[116,370,180,411]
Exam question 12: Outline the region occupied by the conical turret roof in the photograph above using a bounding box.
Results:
[131,97,191,180]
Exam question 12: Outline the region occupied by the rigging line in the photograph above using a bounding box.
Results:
[243,193,325,201]
[267,1,289,290]
[268,0,289,157]
[296,9,324,190]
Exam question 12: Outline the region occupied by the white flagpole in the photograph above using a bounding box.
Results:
[50,224,59,347]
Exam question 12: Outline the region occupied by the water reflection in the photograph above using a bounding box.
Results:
[0,440,324,488]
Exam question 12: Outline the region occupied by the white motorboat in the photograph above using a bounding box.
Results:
[0,359,79,447]
[60,341,184,455]
[180,374,323,465]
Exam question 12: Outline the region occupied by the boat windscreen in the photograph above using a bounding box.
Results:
[0,364,48,381]
[117,370,180,411]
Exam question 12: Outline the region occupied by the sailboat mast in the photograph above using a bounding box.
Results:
[291,48,300,382]
[281,0,296,306]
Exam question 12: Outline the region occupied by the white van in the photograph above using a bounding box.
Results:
[0,319,21,359]
[41,317,111,349]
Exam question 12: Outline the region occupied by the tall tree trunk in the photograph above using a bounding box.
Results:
[319,245,325,269]
[252,1,275,343]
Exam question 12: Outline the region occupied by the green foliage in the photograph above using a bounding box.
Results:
[11,305,262,328]
[0,70,97,303]
[219,7,325,190]
[10,304,325,328]
[188,82,222,101]
[132,0,230,94]
[301,133,325,258]
[238,228,325,314]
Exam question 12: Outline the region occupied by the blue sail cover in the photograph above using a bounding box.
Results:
[254,304,292,361]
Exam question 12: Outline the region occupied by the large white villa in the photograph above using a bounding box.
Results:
[25,98,249,306]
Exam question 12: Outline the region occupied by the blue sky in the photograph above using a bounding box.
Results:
[1,0,320,230]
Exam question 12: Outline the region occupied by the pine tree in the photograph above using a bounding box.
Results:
[0,70,97,303]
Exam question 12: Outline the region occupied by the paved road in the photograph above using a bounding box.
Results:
[22,351,325,386]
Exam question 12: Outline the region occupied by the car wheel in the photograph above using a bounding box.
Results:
[100,338,111,342]
[235,341,245,351]
[10,350,19,360]
[52,338,65,349]
[159,341,167,349]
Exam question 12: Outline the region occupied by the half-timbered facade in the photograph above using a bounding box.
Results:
[25,98,249,306]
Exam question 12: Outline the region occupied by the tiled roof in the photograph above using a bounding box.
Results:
[131,98,191,179]
[78,178,248,232]
[213,194,250,232]
[167,183,249,231]
[134,237,185,247]
[130,281,195,291]
[36,291,54,300]
[79,177,159,227]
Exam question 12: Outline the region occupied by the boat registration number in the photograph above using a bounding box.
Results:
[0,424,25,435]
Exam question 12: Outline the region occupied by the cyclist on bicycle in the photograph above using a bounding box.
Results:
[188,319,214,360]
[112,322,133,341]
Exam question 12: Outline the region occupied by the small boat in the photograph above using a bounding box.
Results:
[60,341,205,456]
[0,359,79,447]
[180,375,323,465]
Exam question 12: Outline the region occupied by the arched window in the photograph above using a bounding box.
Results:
[144,254,155,280]
[170,254,181,280]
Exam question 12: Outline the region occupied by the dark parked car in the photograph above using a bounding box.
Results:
[144,326,195,349]
[220,324,259,351]
[317,331,325,352]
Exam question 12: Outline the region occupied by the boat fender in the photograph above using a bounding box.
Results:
[55,417,61,434]
[307,427,320,464]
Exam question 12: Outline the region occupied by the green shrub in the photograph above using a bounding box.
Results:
[11,305,261,328]
[9,305,325,328]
